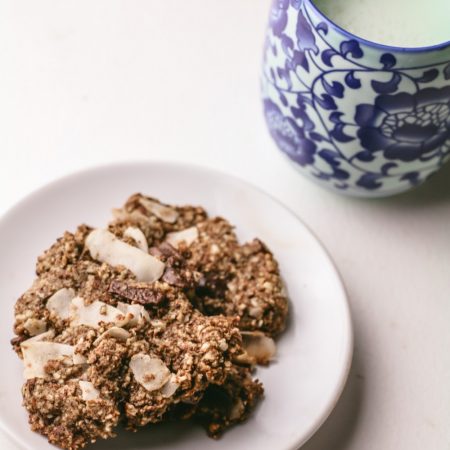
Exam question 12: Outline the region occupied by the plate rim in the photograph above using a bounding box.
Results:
[0,161,353,450]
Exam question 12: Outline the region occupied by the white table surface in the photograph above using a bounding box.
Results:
[0,1,449,449]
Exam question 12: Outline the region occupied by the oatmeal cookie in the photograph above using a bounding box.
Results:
[109,193,207,248]
[11,194,288,449]
[178,217,288,336]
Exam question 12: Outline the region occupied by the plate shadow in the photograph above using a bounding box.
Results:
[299,348,364,450]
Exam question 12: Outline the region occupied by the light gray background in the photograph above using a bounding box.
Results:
[0,1,449,449]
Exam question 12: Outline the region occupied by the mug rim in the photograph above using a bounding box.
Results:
[305,0,450,54]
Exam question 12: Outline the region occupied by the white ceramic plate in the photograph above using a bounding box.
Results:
[0,162,352,450]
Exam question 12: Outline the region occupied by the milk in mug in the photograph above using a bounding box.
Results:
[313,0,450,48]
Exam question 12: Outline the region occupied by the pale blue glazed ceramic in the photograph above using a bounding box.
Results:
[262,0,450,197]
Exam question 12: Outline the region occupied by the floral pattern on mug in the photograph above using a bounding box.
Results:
[262,0,450,196]
[355,87,450,162]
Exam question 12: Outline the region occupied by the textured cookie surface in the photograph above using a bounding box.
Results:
[12,194,288,449]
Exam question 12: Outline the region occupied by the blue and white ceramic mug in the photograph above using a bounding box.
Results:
[262,0,450,197]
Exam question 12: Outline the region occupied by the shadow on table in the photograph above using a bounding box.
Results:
[89,420,198,449]
[362,161,450,210]
[300,347,364,450]
[295,162,450,449]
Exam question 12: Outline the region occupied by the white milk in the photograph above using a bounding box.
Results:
[313,0,450,47]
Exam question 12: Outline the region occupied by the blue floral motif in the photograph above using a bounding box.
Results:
[355,87,450,162]
[356,173,383,190]
[264,99,316,166]
[269,0,289,36]
[318,149,350,180]
[296,8,318,53]
[290,0,302,10]
[262,0,450,195]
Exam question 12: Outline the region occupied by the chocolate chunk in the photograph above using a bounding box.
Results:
[11,335,26,345]
[162,267,185,287]
[149,242,200,290]
[109,280,165,305]
[149,242,184,266]
[10,335,26,352]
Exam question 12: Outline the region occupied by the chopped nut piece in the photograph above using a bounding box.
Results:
[70,297,128,328]
[46,288,76,320]
[86,229,165,282]
[20,329,56,347]
[240,331,276,365]
[79,380,100,401]
[229,397,245,420]
[73,353,88,365]
[112,207,149,224]
[138,197,179,223]
[21,341,74,379]
[129,353,171,392]
[160,374,179,398]
[165,226,198,248]
[116,301,150,326]
[23,318,47,336]
[95,327,131,344]
[124,226,149,252]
